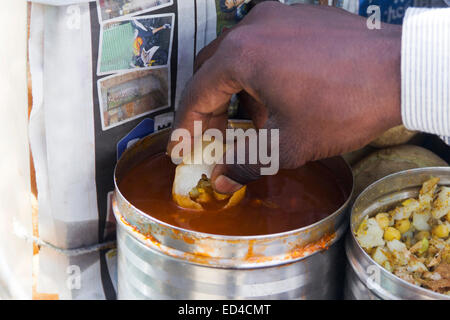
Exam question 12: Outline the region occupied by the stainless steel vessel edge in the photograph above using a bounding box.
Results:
[113,126,354,299]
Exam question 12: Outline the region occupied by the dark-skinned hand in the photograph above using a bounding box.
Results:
[168,2,402,194]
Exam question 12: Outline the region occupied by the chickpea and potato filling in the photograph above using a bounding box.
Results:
[171,136,247,211]
[356,177,450,295]
[172,165,247,211]
[189,174,230,206]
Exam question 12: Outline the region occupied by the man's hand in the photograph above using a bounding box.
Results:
[168,2,402,194]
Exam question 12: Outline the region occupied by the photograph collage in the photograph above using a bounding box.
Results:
[96,0,174,130]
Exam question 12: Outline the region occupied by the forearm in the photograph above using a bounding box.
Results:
[401,7,450,144]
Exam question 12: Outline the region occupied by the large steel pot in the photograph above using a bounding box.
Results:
[113,127,353,299]
[345,167,450,300]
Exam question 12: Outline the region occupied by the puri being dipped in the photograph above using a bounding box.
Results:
[172,135,246,211]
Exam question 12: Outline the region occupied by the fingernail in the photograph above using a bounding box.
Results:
[214,175,243,194]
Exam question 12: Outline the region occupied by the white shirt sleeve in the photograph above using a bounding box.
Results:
[401,7,450,145]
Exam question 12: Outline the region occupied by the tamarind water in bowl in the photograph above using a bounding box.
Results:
[118,153,348,236]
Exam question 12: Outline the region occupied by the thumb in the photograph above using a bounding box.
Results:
[210,146,262,194]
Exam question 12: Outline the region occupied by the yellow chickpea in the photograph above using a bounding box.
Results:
[415,231,430,241]
[446,212,450,223]
[395,219,411,234]
[443,251,450,264]
[402,199,415,206]
[432,224,449,238]
[384,227,401,241]
[375,213,390,230]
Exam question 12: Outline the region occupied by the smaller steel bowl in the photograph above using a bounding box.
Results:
[345,167,450,300]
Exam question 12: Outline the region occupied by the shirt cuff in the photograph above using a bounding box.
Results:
[401,7,450,144]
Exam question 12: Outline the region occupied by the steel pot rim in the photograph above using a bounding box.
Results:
[115,206,345,269]
[349,166,450,300]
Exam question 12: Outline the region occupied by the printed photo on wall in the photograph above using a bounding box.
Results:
[215,0,273,35]
[97,67,170,130]
[97,13,174,75]
[96,0,173,23]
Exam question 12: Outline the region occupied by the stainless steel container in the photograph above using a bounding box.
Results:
[113,128,353,300]
[345,167,450,300]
